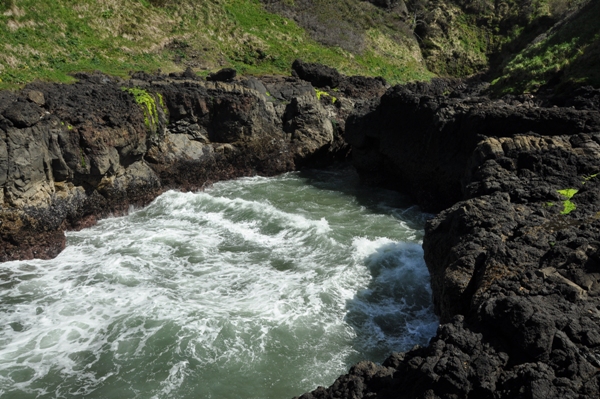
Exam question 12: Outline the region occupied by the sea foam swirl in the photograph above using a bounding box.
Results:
[0,167,437,399]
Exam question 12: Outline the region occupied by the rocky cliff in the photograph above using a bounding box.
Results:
[298,80,600,398]
[0,68,386,261]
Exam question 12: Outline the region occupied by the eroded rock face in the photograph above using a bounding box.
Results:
[0,72,357,261]
[347,81,600,212]
[299,81,600,398]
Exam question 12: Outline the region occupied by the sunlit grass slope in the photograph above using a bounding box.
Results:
[491,0,600,94]
[0,0,433,89]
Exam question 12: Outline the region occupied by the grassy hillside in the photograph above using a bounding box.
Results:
[0,0,597,93]
[405,0,585,77]
[0,0,432,89]
[490,0,600,94]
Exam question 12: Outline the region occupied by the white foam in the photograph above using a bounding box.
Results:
[0,171,437,398]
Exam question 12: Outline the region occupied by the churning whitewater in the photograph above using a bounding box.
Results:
[0,167,438,399]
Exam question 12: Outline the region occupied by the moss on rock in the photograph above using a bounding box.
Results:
[122,87,160,132]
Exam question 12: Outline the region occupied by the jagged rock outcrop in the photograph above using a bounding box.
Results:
[0,71,374,261]
[347,79,600,211]
[298,81,600,398]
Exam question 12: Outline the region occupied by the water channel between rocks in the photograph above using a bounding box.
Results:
[0,165,439,399]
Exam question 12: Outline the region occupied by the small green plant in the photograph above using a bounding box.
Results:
[80,149,86,169]
[557,188,578,215]
[315,89,337,103]
[582,173,598,183]
[122,87,160,130]
[157,93,168,117]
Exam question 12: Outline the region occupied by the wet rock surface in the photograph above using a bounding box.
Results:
[298,81,600,398]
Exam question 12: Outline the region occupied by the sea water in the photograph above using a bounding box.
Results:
[0,166,438,399]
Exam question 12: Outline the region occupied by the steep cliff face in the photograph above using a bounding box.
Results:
[346,79,600,211]
[0,69,385,262]
[361,0,596,92]
[491,0,600,94]
[298,81,600,399]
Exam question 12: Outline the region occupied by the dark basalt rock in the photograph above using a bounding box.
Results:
[3,101,44,128]
[291,65,387,99]
[338,75,388,99]
[0,72,355,261]
[346,84,600,212]
[554,86,600,110]
[298,80,600,399]
[292,59,342,88]
[206,67,237,82]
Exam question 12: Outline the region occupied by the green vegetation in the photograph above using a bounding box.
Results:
[0,0,595,93]
[157,92,168,117]
[491,0,599,93]
[315,88,337,103]
[80,149,86,169]
[261,0,432,82]
[0,0,432,89]
[403,0,596,92]
[0,0,166,87]
[403,0,547,77]
[551,173,596,216]
[557,188,578,215]
[122,87,160,130]
[583,173,598,182]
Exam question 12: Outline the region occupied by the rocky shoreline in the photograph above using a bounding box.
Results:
[0,65,385,261]
[299,77,600,398]
[1,64,600,398]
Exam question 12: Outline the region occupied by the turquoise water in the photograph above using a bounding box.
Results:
[0,166,438,399]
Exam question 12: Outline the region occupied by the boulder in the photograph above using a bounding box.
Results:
[206,68,237,82]
[292,59,341,88]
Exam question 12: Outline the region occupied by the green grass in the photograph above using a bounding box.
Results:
[0,0,168,87]
[0,0,432,89]
[1,0,593,92]
[490,0,600,93]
